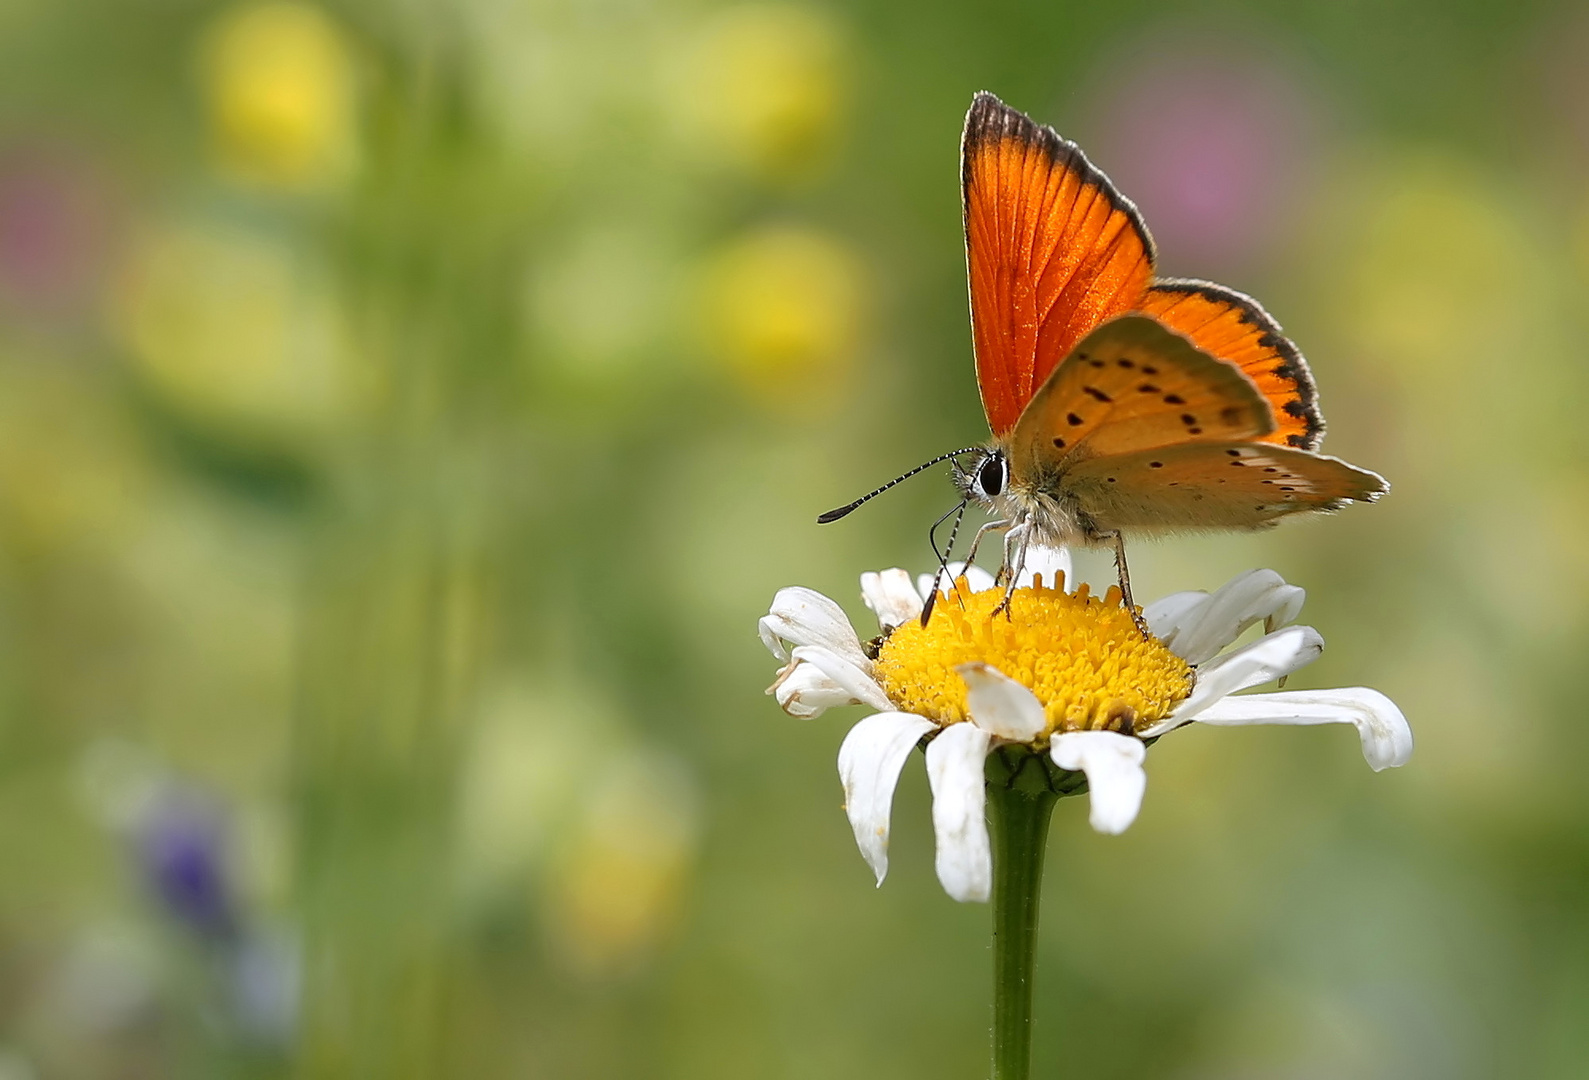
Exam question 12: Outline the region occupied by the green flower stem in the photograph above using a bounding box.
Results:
[986,749,1079,1080]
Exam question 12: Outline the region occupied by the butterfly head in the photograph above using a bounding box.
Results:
[954,447,1009,506]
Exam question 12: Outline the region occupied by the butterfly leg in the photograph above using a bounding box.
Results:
[922,511,1008,626]
[1098,530,1151,638]
[993,521,1030,587]
[960,518,1010,578]
[991,523,1031,620]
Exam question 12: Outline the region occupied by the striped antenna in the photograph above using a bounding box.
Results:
[816,447,982,524]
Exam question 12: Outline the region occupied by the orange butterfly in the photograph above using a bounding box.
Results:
[823,92,1386,621]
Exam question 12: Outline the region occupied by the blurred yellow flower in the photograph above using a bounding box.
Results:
[673,4,847,183]
[199,1,356,190]
[697,224,864,402]
[0,363,149,555]
[454,681,609,904]
[1336,152,1544,370]
[110,218,371,450]
[1314,150,1558,475]
[452,679,698,976]
[544,750,698,976]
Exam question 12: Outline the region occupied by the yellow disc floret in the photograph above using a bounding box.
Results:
[873,573,1194,739]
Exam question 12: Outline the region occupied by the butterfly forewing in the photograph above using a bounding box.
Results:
[1061,443,1388,531]
[1140,280,1324,451]
[1009,315,1274,475]
[963,92,1154,437]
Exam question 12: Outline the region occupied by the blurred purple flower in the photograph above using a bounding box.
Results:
[228,925,300,1048]
[1080,31,1324,274]
[0,144,110,320]
[137,788,235,938]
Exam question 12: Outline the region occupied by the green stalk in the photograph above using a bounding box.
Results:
[985,750,1074,1080]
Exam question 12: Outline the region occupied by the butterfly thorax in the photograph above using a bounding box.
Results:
[955,445,1096,549]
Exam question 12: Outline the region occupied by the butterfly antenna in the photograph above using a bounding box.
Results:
[921,500,968,626]
[817,447,983,524]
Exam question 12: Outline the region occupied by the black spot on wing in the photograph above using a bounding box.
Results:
[1148,278,1325,450]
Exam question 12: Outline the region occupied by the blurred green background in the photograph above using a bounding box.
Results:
[0,0,1586,1076]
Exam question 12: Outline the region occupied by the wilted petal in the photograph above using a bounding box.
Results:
[838,712,936,884]
[1190,688,1413,771]
[1016,544,1072,591]
[861,568,922,630]
[957,663,1045,742]
[918,562,996,601]
[1050,731,1147,834]
[1156,570,1307,665]
[769,661,856,718]
[789,645,892,713]
[760,587,868,666]
[925,723,994,903]
[1149,625,1324,735]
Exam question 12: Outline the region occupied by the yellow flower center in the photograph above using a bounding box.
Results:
[873,574,1194,739]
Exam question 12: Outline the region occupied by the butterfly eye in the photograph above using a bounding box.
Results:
[977,453,1007,497]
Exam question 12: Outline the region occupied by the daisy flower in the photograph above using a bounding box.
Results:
[759,548,1411,903]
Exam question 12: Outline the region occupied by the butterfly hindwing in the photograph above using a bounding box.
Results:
[1008,315,1275,474]
[1139,280,1324,451]
[963,92,1155,438]
[1062,442,1387,531]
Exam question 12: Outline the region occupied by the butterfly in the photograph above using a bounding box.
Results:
[822,92,1386,623]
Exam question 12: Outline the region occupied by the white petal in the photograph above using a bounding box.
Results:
[1050,731,1148,834]
[925,723,994,903]
[861,568,922,630]
[1145,590,1209,640]
[1146,625,1325,736]
[957,663,1046,742]
[918,562,997,601]
[769,661,857,719]
[1189,688,1413,771]
[838,712,936,885]
[789,645,892,713]
[1156,570,1307,665]
[1016,544,1072,591]
[760,587,869,667]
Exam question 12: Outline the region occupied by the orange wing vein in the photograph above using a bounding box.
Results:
[1138,280,1324,451]
[962,91,1154,437]
[962,94,1327,451]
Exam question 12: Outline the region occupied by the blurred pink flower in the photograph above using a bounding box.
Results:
[0,144,111,320]
[1519,6,1589,164]
[1080,32,1324,275]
